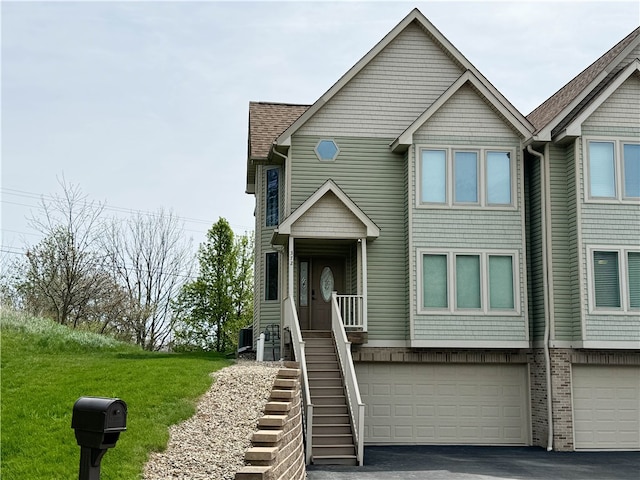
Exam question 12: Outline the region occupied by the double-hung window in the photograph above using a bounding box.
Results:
[589,247,640,313]
[586,139,640,201]
[420,147,514,208]
[419,249,518,314]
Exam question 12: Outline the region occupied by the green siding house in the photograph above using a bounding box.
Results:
[246,9,640,462]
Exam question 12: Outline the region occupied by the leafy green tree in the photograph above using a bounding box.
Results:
[172,218,253,352]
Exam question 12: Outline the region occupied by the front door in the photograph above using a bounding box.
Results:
[299,257,344,330]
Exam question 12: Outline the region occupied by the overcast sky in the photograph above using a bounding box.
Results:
[2,1,639,259]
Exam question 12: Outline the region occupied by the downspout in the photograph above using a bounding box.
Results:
[527,144,554,452]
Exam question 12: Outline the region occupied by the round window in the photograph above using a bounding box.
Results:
[320,266,334,302]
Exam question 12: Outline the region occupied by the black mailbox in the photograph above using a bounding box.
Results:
[72,397,127,449]
[72,397,127,480]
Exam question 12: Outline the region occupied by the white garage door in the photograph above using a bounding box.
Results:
[573,365,640,450]
[355,363,529,445]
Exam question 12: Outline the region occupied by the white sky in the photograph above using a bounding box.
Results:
[2,1,639,259]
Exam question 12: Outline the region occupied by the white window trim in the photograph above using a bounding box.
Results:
[586,245,640,314]
[417,248,521,316]
[584,137,640,204]
[417,145,517,210]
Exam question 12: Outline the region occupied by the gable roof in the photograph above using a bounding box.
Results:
[391,70,533,152]
[527,26,640,139]
[561,59,640,138]
[273,179,380,244]
[275,8,528,147]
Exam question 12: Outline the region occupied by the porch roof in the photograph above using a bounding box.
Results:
[271,180,380,245]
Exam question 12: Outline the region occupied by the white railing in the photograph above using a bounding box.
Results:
[335,294,364,329]
[331,292,365,466]
[283,296,314,465]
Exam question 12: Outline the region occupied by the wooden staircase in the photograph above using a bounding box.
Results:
[302,330,357,466]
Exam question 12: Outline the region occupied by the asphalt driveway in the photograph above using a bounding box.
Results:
[306,446,640,480]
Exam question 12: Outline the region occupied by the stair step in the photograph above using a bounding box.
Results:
[310,386,344,396]
[313,413,351,425]
[306,369,341,379]
[305,348,338,361]
[301,330,332,338]
[312,424,353,435]
[311,395,347,406]
[312,455,358,466]
[314,404,348,415]
[313,445,356,457]
[308,378,344,388]
[307,362,340,370]
[312,434,354,445]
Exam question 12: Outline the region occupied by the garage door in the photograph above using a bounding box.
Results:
[573,365,640,450]
[355,363,529,445]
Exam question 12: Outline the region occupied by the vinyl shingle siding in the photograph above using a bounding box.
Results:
[290,136,408,341]
[577,69,640,343]
[410,85,528,342]
[548,143,576,341]
[298,21,464,139]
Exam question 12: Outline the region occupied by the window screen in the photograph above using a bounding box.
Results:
[423,254,448,308]
[456,255,481,308]
[593,251,620,308]
[489,255,514,309]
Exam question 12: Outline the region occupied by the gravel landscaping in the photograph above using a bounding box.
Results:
[143,361,282,480]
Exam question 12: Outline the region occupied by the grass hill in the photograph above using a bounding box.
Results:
[0,310,231,480]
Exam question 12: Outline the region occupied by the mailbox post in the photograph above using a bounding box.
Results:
[71,397,127,480]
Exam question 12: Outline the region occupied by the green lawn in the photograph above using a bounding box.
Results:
[1,310,232,480]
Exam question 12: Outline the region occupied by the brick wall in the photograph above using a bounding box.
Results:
[549,349,573,451]
[528,349,549,448]
[235,363,306,480]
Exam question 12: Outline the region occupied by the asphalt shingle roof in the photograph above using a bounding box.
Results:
[527,26,640,132]
[248,102,310,160]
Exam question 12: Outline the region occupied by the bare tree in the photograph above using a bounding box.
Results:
[18,179,112,327]
[103,209,193,350]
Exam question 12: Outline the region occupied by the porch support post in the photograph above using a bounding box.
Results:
[288,237,294,300]
[361,237,368,331]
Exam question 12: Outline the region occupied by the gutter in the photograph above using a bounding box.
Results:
[527,144,554,452]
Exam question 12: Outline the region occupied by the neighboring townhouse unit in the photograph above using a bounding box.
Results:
[245,8,640,464]
[525,26,640,451]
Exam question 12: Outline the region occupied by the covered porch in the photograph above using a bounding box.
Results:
[272,180,379,337]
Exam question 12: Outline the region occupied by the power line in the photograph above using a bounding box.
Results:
[1,187,254,232]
